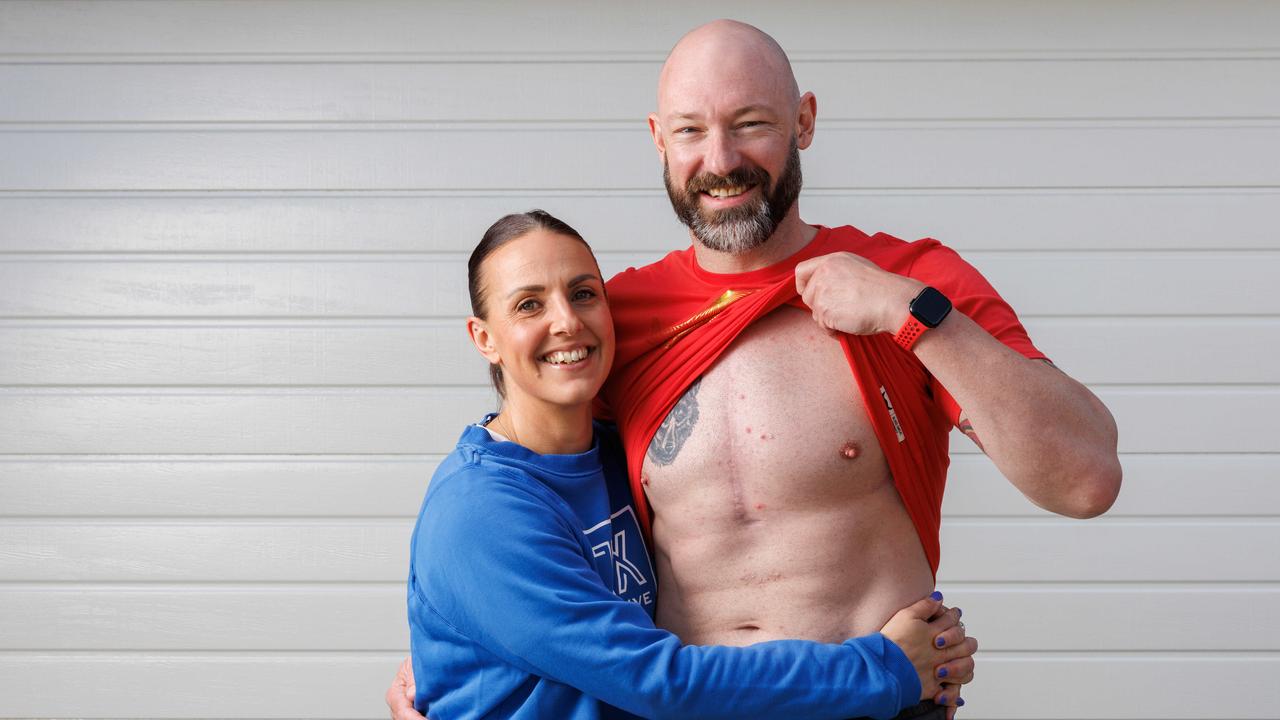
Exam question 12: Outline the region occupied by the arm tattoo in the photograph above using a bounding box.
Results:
[958,416,985,453]
[646,378,701,467]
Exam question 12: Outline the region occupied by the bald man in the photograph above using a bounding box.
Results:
[390,20,1120,719]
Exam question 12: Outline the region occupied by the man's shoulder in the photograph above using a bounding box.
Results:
[825,224,951,272]
[605,245,694,294]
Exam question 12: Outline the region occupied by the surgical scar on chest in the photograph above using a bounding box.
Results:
[646,378,702,467]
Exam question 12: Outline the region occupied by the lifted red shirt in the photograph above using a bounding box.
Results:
[600,225,1046,575]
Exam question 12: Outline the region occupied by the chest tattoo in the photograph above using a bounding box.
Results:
[646,378,702,467]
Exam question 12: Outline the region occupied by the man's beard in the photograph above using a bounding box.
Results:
[663,139,802,254]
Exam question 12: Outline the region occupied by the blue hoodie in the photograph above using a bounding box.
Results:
[408,420,920,719]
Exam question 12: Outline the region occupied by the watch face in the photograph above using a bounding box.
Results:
[911,286,953,328]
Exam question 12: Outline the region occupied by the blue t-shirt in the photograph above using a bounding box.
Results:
[408,420,919,719]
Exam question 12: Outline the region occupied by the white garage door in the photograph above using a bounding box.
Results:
[1,1,1277,717]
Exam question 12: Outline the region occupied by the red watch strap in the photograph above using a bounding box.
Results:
[894,315,927,351]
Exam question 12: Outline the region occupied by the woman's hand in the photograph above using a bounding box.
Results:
[385,658,427,720]
[880,593,978,714]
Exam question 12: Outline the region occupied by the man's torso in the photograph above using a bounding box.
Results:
[641,304,934,645]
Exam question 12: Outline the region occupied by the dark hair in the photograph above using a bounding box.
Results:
[468,210,591,398]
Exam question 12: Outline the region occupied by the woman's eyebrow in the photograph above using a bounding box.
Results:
[505,284,544,299]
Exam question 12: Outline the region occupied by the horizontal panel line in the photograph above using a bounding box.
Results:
[4,513,1278,522]
[945,514,1280,521]
[0,387,489,396]
[3,247,1280,257]
[0,645,407,655]
[0,581,405,590]
[9,646,1268,656]
[0,514,418,521]
[3,187,1278,198]
[3,316,1279,329]
[1,451,1275,459]
[951,450,1280,458]
[942,518,1280,528]
[0,453,445,461]
[0,518,412,528]
[939,581,1280,590]
[3,116,1279,130]
[2,49,1280,63]
[0,315,461,321]
[0,517,1274,528]
[940,579,1280,588]
[3,119,1279,132]
[0,384,454,390]
[7,249,1280,261]
[0,382,1276,391]
[4,313,1280,322]
[5,581,1277,591]
[0,319,470,328]
[6,185,1280,194]
[0,452,439,458]
[0,649,1273,660]
[0,448,1259,458]
[0,383,1274,394]
[0,648,408,655]
[968,651,1280,659]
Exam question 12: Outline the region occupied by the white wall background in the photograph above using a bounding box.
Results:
[1,1,1277,717]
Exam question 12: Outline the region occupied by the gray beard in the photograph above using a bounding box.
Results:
[688,196,776,254]
[663,138,802,256]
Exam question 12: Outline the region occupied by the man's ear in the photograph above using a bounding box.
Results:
[648,112,667,159]
[796,91,817,150]
[467,316,501,365]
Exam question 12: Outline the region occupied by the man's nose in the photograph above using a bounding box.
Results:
[548,295,584,335]
[702,129,742,178]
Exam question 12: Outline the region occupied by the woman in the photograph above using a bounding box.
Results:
[406,210,974,719]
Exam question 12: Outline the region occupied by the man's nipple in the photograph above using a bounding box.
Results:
[839,441,860,460]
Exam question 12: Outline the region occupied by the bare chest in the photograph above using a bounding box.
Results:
[641,307,891,520]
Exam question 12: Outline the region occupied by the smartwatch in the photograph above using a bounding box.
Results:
[893,286,952,351]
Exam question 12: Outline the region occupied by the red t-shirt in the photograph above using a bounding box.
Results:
[601,225,1046,575]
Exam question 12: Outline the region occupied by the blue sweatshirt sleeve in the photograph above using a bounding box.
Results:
[414,468,921,720]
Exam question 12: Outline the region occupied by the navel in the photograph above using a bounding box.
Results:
[839,441,860,460]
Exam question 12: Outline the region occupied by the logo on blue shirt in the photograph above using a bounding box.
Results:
[585,505,655,611]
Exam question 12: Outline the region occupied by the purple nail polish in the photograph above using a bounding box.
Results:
[939,695,948,705]
[955,607,962,618]
[937,666,948,678]
[957,698,965,707]
[930,590,944,601]
[936,637,946,648]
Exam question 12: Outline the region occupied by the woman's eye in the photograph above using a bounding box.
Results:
[573,288,596,301]
[517,299,540,312]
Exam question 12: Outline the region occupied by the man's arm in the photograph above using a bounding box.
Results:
[795,251,1121,518]
[913,313,1120,517]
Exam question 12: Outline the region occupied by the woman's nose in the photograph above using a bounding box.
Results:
[548,296,584,335]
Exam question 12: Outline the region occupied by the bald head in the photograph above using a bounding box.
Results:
[648,21,816,256]
[658,20,800,113]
